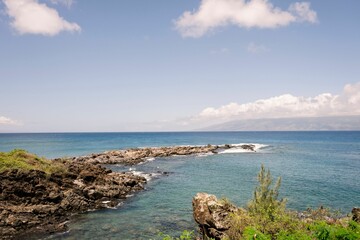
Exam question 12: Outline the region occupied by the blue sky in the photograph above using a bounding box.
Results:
[0,0,359,132]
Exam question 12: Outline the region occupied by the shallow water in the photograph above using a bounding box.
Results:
[1,132,359,239]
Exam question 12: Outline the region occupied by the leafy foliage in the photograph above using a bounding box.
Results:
[310,221,360,240]
[246,164,289,235]
[158,230,195,240]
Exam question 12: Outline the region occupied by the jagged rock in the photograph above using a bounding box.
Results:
[192,193,237,240]
[352,208,360,223]
[0,161,146,239]
[73,144,257,165]
[241,144,255,151]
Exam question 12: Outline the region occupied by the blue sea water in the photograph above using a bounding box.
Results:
[0,132,359,239]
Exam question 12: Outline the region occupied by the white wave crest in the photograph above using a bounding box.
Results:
[130,170,161,181]
[218,143,268,154]
[196,152,215,157]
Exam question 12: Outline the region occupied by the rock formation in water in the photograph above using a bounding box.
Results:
[0,160,146,239]
[72,144,256,165]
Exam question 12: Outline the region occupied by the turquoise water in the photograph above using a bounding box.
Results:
[0,132,359,239]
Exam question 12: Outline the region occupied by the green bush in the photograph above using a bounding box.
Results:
[242,227,271,240]
[277,230,312,240]
[310,221,360,240]
[248,164,287,220]
[158,230,195,240]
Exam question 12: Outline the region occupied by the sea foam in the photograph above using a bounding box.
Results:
[130,170,161,181]
[218,143,268,154]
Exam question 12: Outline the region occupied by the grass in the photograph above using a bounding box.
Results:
[0,149,66,174]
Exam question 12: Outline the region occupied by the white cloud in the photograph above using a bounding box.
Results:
[49,0,74,8]
[175,0,317,38]
[289,2,318,23]
[0,116,18,125]
[3,0,81,36]
[247,42,269,54]
[196,82,360,121]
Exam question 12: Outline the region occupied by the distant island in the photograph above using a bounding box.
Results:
[199,116,360,131]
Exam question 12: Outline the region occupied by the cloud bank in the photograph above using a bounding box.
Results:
[3,0,81,36]
[175,0,317,38]
[0,116,18,125]
[196,82,360,122]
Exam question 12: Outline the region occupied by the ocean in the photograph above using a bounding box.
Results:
[0,131,359,239]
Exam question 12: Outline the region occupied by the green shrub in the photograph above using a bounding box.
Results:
[242,227,271,240]
[158,230,195,240]
[247,164,287,220]
[277,230,312,240]
[310,220,360,240]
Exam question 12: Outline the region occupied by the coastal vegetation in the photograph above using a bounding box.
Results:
[191,165,360,240]
[0,149,66,174]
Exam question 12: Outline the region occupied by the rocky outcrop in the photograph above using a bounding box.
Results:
[353,208,360,223]
[0,160,146,239]
[73,144,257,165]
[193,193,360,240]
[0,144,258,239]
[192,193,237,240]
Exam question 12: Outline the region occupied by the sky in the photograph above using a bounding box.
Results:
[0,0,359,132]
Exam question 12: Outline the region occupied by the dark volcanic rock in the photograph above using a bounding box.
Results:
[72,144,257,166]
[0,161,146,239]
[352,207,360,223]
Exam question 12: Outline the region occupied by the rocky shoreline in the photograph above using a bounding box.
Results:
[72,144,257,165]
[0,144,256,239]
[0,160,146,239]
